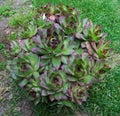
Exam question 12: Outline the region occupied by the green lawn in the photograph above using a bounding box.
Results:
[31,0,120,115]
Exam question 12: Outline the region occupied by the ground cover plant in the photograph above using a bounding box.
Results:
[7,3,114,116]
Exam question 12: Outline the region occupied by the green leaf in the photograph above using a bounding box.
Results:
[33,72,39,79]
[34,62,39,71]
[52,57,61,68]
[16,70,33,77]
[60,39,74,55]
[84,75,93,84]
[22,40,29,51]
[25,39,35,51]
[28,53,40,67]
[68,77,77,82]
[11,72,17,80]
[40,58,50,67]
[19,79,27,87]
[63,39,69,49]
[76,49,83,55]
[58,100,76,110]
[59,71,67,82]
[34,98,41,105]
[63,83,70,93]
[69,56,75,65]
[61,56,68,64]
[11,41,21,54]
[28,25,37,38]
[61,48,73,55]
[54,93,63,100]
[60,17,67,27]
[0,43,5,50]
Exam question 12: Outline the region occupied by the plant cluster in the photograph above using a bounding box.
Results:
[0,5,15,18]
[7,4,111,112]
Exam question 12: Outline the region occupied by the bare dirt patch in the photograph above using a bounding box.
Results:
[0,0,35,116]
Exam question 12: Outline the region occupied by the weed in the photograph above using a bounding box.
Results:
[0,43,5,51]
[0,5,15,18]
[8,8,37,28]
[8,32,18,41]
[0,62,6,71]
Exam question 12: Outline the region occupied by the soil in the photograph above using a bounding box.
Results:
[0,0,34,116]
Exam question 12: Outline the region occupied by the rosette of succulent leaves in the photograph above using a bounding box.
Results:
[7,4,112,110]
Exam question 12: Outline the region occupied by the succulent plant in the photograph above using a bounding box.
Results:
[7,4,112,113]
[8,53,40,86]
[40,71,69,101]
[67,83,88,105]
[75,18,107,42]
[32,33,76,70]
[37,4,79,35]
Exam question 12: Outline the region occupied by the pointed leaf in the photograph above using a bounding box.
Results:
[19,79,27,88]
[84,75,93,84]
[61,48,73,55]
[52,57,61,68]
[61,56,68,64]
[33,72,39,79]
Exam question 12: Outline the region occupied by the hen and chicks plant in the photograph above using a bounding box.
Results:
[7,4,111,110]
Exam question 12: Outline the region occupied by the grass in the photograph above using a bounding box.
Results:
[8,8,37,28]
[1,82,27,116]
[82,66,120,116]
[0,5,15,18]
[0,43,6,70]
[31,0,120,115]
